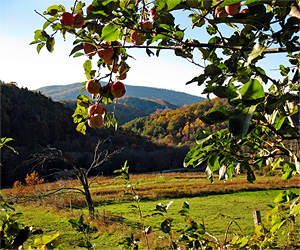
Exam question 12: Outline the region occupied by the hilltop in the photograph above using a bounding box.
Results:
[37,82,205,107]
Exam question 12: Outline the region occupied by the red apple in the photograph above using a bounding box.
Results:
[86,80,101,94]
[74,13,85,28]
[111,40,122,55]
[141,21,153,31]
[105,57,115,65]
[60,12,75,26]
[119,63,129,74]
[215,1,228,18]
[225,3,241,16]
[150,9,158,20]
[131,30,145,45]
[88,104,103,116]
[118,73,127,80]
[83,43,97,56]
[241,9,249,14]
[88,114,103,128]
[87,4,93,15]
[112,63,118,73]
[111,81,126,98]
[97,42,114,61]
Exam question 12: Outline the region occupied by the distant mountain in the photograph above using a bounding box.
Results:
[118,96,179,115]
[37,82,205,107]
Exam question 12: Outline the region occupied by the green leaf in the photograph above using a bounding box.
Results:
[101,23,121,42]
[203,85,238,99]
[270,215,286,233]
[208,155,220,172]
[182,201,189,210]
[206,25,217,34]
[281,163,297,180]
[280,65,290,76]
[273,190,298,204]
[200,107,233,125]
[68,218,80,228]
[76,122,86,135]
[156,203,167,213]
[34,232,61,247]
[74,1,85,14]
[218,0,243,8]
[83,60,92,79]
[73,52,85,58]
[46,37,55,52]
[155,0,167,11]
[240,79,265,101]
[229,104,257,138]
[36,43,45,54]
[253,224,267,239]
[43,17,57,30]
[45,5,65,16]
[69,44,84,57]
[266,206,279,223]
[273,115,286,130]
[166,0,181,10]
[291,203,300,216]
[204,64,222,77]
[192,15,205,28]
[161,219,171,234]
[229,236,248,248]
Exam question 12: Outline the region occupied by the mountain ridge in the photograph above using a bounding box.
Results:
[37,82,205,107]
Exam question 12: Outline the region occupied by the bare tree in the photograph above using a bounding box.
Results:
[17,139,121,217]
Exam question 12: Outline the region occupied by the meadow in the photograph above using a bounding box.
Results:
[1,172,300,249]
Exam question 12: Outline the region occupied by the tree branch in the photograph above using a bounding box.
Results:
[107,43,300,54]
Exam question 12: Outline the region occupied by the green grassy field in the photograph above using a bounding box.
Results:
[11,188,299,249]
[1,173,299,249]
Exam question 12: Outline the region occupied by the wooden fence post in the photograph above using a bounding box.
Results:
[253,210,261,227]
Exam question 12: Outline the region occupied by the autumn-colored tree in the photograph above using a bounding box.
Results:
[25,171,44,186]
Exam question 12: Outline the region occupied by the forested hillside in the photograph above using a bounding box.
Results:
[123,98,232,145]
[37,82,205,106]
[0,83,189,186]
[62,96,179,125]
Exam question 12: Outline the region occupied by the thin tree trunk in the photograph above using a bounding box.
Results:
[77,168,95,218]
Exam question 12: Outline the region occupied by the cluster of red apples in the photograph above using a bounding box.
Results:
[58,5,155,129]
[60,12,85,28]
[215,1,247,18]
[85,80,126,128]
[130,9,157,45]
[59,4,128,129]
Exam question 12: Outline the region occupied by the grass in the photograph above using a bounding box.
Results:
[1,173,300,249]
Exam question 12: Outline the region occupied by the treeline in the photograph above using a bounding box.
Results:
[0,83,189,186]
[122,98,231,145]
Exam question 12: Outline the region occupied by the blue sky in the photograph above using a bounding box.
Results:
[0,0,288,97]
